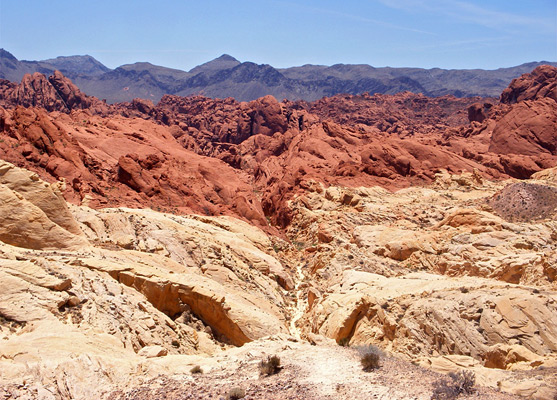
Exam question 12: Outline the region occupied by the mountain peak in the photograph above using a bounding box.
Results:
[40,54,110,76]
[0,48,18,62]
[189,54,241,75]
[215,54,239,62]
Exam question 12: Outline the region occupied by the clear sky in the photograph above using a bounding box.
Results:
[1,0,555,71]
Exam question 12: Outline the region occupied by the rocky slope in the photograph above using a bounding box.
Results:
[0,66,556,399]
[0,160,554,400]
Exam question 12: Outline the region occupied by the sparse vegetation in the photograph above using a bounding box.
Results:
[190,365,203,374]
[431,370,476,400]
[356,345,383,371]
[338,337,350,347]
[227,387,245,400]
[259,354,281,376]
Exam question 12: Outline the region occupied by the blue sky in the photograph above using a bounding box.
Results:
[1,0,555,70]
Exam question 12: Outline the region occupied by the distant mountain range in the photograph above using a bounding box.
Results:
[1,49,555,103]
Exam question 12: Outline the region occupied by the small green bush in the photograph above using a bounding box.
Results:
[227,387,245,400]
[259,354,281,376]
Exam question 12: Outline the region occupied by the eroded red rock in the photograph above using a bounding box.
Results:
[0,68,556,228]
[500,65,557,104]
[0,106,268,229]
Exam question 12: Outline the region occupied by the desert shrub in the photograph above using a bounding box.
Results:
[259,354,281,376]
[431,379,459,400]
[356,345,383,371]
[227,387,245,400]
[338,337,350,347]
[431,370,475,400]
[190,365,203,374]
[450,370,475,395]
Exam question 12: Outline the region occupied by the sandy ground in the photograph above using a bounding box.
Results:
[107,337,523,400]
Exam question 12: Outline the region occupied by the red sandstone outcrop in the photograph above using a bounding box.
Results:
[448,66,557,179]
[0,70,109,114]
[2,68,556,228]
[301,91,486,133]
[467,102,491,123]
[500,65,557,104]
[0,106,268,228]
[13,72,69,111]
[48,70,109,113]
[488,98,557,157]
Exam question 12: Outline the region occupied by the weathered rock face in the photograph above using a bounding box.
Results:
[0,159,83,235]
[532,166,557,182]
[0,203,291,349]
[72,206,292,345]
[308,273,557,359]
[15,72,70,111]
[0,163,295,398]
[302,91,485,133]
[48,70,108,113]
[147,93,297,148]
[0,70,110,114]
[468,102,489,123]
[0,160,88,249]
[281,168,556,399]
[488,97,557,157]
[454,66,557,179]
[0,106,269,228]
[500,65,557,104]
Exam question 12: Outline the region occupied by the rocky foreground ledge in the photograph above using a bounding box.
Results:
[0,160,555,399]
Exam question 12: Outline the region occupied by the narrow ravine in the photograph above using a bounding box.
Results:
[289,262,306,339]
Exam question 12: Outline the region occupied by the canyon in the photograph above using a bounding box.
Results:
[0,65,556,399]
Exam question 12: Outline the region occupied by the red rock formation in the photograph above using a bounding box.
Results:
[297,91,490,135]
[500,65,557,104]
[467,103,491,123]
[488,98,557,156]
[0,68,556,228]
[445,66,557,179]
[0,71,109,114]
[0,106,268,228]
[48,70,109,114]
[14,72,69,112]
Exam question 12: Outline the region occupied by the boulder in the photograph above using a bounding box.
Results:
[0,161,88,250]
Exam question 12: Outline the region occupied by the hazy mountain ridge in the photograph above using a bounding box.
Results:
[1,48,556,103]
